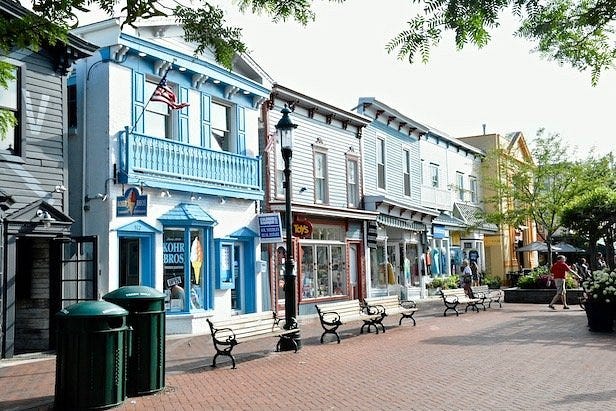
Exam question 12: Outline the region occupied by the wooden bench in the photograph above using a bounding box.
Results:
[440,288,481,316]
[471,285,503,310]
[206,311,299,369]
[315,299,382,344]
[363,295,418,332]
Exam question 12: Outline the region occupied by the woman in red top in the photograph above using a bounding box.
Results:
[549,255,578,309]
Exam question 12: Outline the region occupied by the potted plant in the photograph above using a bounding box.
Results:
[582,269,616,332]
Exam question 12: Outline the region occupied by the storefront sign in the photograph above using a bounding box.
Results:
[163,238,185,267]
[258,213,283,243]
[116,187,147,217]
[293,219,313,239]
[433,224,446,239]
[166,276,183,287]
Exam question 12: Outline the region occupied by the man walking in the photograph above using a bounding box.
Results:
[549,255,578,310]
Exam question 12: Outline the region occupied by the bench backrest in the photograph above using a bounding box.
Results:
[208,311,280,340]
[441,288,469,299]
[471,285,490,295]
[315,299,363,319]
[364,295,400,312]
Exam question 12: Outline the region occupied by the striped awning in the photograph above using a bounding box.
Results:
[377,215,425,231]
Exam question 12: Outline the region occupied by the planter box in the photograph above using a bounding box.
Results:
[504,287,584,304]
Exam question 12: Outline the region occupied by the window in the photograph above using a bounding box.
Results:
[456,172,464,201]
[0,64,19,153]
[314,151,328,203]
[211,101,230,151]
[346,157,359,207]
[275,134,285,198]
[145,79,173,139]
[429,163,439,188]
[403,149,411,196]
[469,176,478,203]
[377,138,386,189]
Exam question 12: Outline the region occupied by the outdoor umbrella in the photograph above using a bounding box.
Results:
[516,241,562,253]
[554,242,586,253]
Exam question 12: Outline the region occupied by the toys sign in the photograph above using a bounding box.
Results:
[292,219,312,239]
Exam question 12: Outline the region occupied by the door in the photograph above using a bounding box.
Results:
[301,245,315,299]
[231,243,243,312]
[119,238,140,286]
[349,244,358,299]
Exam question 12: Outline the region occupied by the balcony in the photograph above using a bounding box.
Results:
[119,128,263,200]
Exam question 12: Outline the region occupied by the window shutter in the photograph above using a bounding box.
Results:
[201,93,211,148]
[133,72,145,133]
[178,86,189,142]
[236,106,246,155]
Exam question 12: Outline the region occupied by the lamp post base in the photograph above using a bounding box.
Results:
[278,330,302,351]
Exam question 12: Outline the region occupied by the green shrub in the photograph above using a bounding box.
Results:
[517,266,578,289]
[483,275,502,289]
[445,275,460,289]
[428,278,444,289]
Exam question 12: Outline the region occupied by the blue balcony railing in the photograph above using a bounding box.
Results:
[119,128,262,198]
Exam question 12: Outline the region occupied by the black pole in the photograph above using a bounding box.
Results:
[280,146,301,350]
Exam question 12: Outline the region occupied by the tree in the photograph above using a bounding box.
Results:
[562,187,616,271]
[483,130,608,267]
[386,0,616,86]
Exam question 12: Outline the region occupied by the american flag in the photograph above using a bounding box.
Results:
[151,78,190,110]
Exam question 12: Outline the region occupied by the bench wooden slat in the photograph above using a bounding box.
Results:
[363,295,418,328]
[471,285,503,309]
[315,299,382,344]
[207,311,299,369]
[441,288,481,317]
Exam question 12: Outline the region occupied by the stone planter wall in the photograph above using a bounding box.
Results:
[503,288,584,304]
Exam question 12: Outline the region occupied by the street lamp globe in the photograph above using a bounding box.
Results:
[275,105,297,150]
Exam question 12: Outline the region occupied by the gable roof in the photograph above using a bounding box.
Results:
[157,203,217,227]
[453,203,498,232]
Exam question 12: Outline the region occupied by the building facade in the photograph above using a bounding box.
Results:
[70,18,272,334]
[264,85,376,316]
[459,132,538,281]
[355,98,439,300]
[0,0,96,358]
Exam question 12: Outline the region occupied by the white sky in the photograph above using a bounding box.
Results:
[217,1,615,158]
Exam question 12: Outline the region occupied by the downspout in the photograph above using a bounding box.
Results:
[80,58,88,236]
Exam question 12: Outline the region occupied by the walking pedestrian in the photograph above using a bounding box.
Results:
[549,255,578,310]
[461,259,473,298]
[470,260,480,286]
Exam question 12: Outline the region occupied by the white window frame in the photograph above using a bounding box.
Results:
[429,163,439,188]
[314,149,329,204]
[469,176,478,203]
[145,77,176,140]
[0,62,22,154]
[211,100,232,151]
[377,137,386,190]
[456,172,464,201]
[403,149,411,197]
[346,155,359,208]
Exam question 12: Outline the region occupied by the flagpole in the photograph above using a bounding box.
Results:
[131,65,173,133]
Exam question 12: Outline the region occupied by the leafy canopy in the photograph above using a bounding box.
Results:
[387,0,616,85]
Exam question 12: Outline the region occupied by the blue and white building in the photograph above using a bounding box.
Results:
[70,18,272,334]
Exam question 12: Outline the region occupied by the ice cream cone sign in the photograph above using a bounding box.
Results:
[190,237,203,284]
[126,189,138,215]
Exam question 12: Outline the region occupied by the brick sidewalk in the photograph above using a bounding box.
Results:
[2,301,615,410]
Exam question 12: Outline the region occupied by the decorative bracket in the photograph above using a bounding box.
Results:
[111,45,130,63]
[192,73,209,88]
[154,60,172,77]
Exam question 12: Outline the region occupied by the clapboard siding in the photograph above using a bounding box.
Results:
[0,48,67,213]
[268,103,363,209]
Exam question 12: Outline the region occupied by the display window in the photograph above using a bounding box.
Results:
[163,227,207,313]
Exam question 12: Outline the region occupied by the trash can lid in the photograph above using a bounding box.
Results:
[56,300,128,318]
[103,285,166,301]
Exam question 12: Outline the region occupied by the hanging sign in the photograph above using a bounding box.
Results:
[258,213,283,243]
[293,219,313,239]
[116,187,148,217]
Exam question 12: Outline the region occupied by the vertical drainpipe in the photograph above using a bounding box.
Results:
[80,58,88,237]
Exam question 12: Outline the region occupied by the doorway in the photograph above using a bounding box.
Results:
[119,238,140,286]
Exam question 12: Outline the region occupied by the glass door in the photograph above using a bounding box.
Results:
[301,245,315,299]
[316,245,330,297]
[331,245,346,295]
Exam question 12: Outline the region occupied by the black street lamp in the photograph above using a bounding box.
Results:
[275,105,301,350]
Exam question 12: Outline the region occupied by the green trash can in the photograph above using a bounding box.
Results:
[55,301,129,410]
[103,286,166,397]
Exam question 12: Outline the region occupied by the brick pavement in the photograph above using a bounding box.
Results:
[1,299,615,410]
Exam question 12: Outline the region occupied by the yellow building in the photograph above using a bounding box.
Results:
[459,132,538,284]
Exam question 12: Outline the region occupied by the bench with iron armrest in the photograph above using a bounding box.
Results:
[471,285,503,310]
[363,295,418,332]
[206,311,299,369]
[440,288,481,317]
[315,299,383,344]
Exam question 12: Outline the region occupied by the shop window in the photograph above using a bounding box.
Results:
[215,239,235,289]
[163,228,207,312]
[301,243,346,299]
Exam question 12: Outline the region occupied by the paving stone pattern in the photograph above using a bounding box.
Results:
[1,300,615,410]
